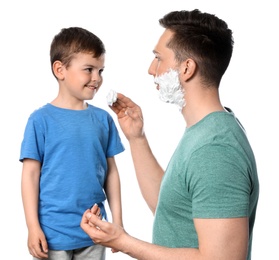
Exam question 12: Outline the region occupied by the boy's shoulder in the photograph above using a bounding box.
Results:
[87,104,110,115]
[28,103,49,117]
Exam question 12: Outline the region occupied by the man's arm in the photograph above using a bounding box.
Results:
[109,93,164,213]
[81,212,248,260]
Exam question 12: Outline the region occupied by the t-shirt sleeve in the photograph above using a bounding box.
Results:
[106,116,125,158]
[19,116,44,163]
[188,144,251,218]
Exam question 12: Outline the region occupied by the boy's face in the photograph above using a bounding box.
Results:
[60,52,105,101]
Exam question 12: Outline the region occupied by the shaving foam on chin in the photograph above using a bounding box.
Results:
[154,69,186,112]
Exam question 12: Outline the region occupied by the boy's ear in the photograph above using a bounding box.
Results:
[52,61,64,80]
[180,58,196,81]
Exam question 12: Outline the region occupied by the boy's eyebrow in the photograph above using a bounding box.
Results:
[84,63,105,68]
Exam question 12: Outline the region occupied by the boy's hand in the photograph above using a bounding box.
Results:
[27,227,48,259]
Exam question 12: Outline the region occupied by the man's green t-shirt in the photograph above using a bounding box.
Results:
[153,109,259,259]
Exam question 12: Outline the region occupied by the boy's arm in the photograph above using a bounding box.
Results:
[21,159,48,259]
[104,157,123,227]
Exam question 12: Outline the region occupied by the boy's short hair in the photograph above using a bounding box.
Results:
[50,27,105,75]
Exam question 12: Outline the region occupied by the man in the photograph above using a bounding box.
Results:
[81,9,259,260]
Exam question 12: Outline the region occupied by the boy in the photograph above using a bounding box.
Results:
[20,27,124,260]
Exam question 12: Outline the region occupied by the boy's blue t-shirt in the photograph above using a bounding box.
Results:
[20,103,125,250]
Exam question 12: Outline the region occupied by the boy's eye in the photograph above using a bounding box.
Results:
[86,68,93,73]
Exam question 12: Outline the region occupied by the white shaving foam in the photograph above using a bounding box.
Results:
[154,69,186,112]
[106,89,117,106]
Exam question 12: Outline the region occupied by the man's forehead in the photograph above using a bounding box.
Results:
[153,32,175,59]
[154,29,173,48]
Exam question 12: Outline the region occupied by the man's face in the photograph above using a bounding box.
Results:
[148,29,177,80]
[149,29,185,111]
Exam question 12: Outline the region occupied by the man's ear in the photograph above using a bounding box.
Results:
[180,58,196,81]
[52,61,64,80]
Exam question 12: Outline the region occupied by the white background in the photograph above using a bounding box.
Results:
[0,0,278,259]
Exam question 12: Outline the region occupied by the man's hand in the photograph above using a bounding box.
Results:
[109,93,144,141]
[80,208,126,252]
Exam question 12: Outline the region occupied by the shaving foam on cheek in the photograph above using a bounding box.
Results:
[106,89,117,106]
[154,69,186,112]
